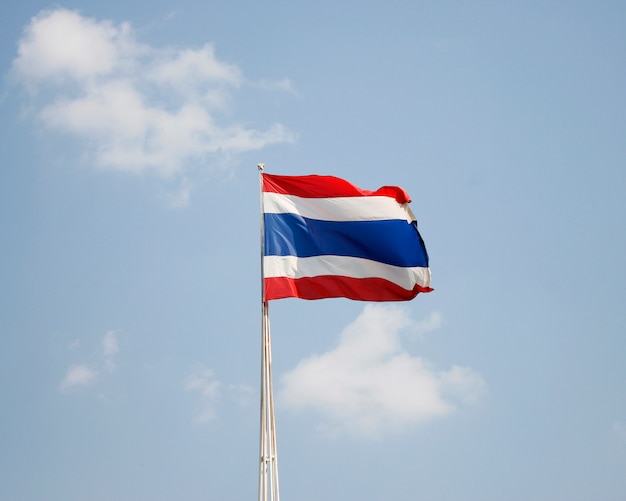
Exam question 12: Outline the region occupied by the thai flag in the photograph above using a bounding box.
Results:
[262,173,432,301]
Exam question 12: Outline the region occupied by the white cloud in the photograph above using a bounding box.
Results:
[186,367,221,398]
[185,367,222,423]
[60,364,98,392]
[167,177,193,208]
[149,44,242,90]
[184,369,254,423]
[102,330,119,370]
[613,421,626,444]
[60,330,121,393]
[257,77,298,95]
[413,310,443,334]
[229,383,255,406]
[280,305,485,438]
[12,8,295,179]
[102,330,119,357]
[13,9,134,83]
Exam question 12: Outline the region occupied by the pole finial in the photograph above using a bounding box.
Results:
[258,163,265,172]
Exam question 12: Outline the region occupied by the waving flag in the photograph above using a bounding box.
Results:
[262,173,432,301]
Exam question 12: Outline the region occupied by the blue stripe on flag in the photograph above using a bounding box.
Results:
[264,213,429,268]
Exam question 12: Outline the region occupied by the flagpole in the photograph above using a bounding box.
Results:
[258,163,280,501]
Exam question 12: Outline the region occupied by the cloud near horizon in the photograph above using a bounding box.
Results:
[280,305,485,438]
[12,8,295,178]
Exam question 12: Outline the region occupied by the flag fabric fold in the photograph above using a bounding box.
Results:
[262,173,432,301]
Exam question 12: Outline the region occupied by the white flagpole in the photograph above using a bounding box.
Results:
[258,164,280,501]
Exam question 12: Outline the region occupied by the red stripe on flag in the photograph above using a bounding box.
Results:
[265,276,433,302]
[262,174,411,204]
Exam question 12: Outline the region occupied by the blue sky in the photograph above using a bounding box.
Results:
[1,1,625,500]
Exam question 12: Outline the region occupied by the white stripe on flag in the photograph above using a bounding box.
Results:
[263,255,431,290]
[263,193,416,223]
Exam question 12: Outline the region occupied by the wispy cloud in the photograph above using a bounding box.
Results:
[102,330,119,370]
[413,310,443,333]
[59,330,121,393]
[257,77,298,95]
[184,367,254,423]
[167,177,193,208]
[185,367,222,423]
[280,305,485,438]
[12,8,295,179]
[60,364,98,392]
[613,421,626,444]
[228,383,255,407]
[67,338,80,351]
